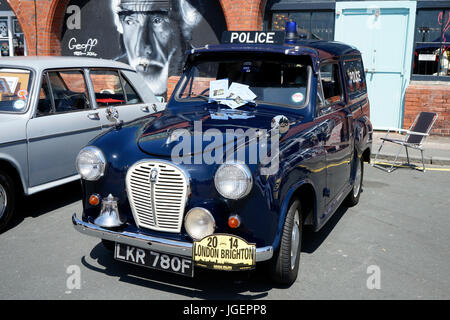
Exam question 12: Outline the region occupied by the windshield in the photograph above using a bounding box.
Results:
[0,68,33,113]
[176,53,312,108]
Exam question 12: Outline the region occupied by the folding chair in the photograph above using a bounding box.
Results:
[372,112,438,172]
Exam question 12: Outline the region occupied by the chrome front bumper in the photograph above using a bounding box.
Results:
[72,214,274,262]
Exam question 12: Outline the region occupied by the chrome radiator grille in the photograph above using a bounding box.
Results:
[126,161,189,233]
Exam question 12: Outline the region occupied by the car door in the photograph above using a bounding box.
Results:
[26,69,103,188]
[317,61,352,204]
[88,68,163,130]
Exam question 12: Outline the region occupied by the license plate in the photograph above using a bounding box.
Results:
[114,243,194,277]
[193,234,256,271]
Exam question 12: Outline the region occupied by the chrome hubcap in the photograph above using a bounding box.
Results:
[290,210,300,270]
[0,184,7,220]
[353,160,362,198]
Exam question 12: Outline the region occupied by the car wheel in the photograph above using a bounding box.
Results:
[345,156,364,207]
[269,199,302,285]
[0,171,15,233]
[101,239,115,251]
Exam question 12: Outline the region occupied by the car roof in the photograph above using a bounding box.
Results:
[293,40,360,58]
[0,56,134,72]
[190,40,360,61]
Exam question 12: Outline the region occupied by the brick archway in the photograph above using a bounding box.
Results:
[219,0,267,30]
[8,0,69,55]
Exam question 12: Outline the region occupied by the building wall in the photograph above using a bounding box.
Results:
[8,0,266,57]
[7,0,450,136]
[404,82,450,136]
[8,0,69,56]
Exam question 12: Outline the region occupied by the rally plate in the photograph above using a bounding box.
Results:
[193,234,256,271]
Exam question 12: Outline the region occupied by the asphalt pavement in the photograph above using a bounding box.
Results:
[0,165,449,300]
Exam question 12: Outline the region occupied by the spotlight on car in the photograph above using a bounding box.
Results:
[184,207,216,240]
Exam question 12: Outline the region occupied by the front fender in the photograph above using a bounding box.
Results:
[0,152,28,194]
[271,178,318,252]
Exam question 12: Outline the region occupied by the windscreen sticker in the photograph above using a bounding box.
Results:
[291,92,304,103]
[17,89,28,99]
[13,99,26,110]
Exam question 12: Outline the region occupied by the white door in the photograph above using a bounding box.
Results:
[27,69,102,187]
[88,69,164,129]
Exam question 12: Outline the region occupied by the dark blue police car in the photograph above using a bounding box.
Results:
[72,25,372,285]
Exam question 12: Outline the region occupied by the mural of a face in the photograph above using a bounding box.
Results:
[112,0,201,96]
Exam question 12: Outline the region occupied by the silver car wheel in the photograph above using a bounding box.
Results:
[353,159,362,198]
[290,210,300,270]
[0,184,7,220]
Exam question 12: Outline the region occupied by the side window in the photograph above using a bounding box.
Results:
[90,69,126,107]
[120,73,143,104]
[47,70,89,114]
[36,75,53,117]
[343,58,367,100]
[319,63,343,105]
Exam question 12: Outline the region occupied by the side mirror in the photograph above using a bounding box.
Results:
[105,106,123,128]
[271,115,290,134]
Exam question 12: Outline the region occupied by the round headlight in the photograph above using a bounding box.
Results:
[184,208,215,240]
[76,146,106,181]
[214,163,253,200]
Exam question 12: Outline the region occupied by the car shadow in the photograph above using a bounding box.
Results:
[79,205,349,297]
[81,242,273,299]
[5,181,82,232]
[301,205,348,254]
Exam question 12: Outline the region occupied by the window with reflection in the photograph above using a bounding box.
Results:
[270,10,334,41]
[413,8,450,78]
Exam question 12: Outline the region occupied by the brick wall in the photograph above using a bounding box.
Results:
[404,82,450,136]
[219,0,267,30]
[8,0,265,56]
[9,0,266,98]
[8,0,70,56]
[14,0,449,136]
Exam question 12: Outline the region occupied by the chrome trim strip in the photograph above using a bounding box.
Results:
[72,213,273,262]
[28,126,102,143]
[0,139,27,148]
[27,174,80,195]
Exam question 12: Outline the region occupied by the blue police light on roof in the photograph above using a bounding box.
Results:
[285,21,298,44]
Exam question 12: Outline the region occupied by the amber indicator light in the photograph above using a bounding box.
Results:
[228,215,241,229]
[89,195,100,206]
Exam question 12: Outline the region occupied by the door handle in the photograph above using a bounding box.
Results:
[87,112,100,120]
[141,104,158,113]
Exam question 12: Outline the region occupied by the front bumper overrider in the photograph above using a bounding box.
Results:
[72,214,274,262]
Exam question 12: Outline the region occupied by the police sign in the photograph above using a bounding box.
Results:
[221,31,285,45]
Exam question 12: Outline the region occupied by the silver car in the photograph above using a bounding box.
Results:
[0,56,164,231]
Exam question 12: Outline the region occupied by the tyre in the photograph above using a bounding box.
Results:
[269,199,302,285]
[0,171,16,233]
[101,239,115,251]
[345,156,364,207]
